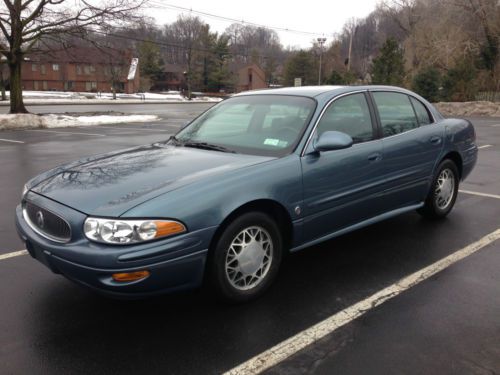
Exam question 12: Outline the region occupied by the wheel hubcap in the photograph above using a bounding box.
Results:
[225,226,273,291]
[435,168,455,210]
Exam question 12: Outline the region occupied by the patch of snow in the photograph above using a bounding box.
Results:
[2,90,223,102]
[0,113,159,130]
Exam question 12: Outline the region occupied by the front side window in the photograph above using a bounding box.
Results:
[372,92,419,136]
[410,97,432,125]
[176,95,316,157]
[315,93,374,143]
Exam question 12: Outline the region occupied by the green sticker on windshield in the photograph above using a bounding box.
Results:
[264,138,288,147]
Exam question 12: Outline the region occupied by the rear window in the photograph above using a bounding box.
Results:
[410,97,433,125]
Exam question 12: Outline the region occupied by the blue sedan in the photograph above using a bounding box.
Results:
[16,86,477,301]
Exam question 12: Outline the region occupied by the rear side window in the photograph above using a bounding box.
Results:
[410,97,432,125]
[316,93,374,143]
[372,92,418,137]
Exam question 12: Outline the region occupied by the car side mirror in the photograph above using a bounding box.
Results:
[313,131,353,152]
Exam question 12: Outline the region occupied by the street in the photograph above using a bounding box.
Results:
[0,104,499,374]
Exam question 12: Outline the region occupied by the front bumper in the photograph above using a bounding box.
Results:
[15,194,217,298]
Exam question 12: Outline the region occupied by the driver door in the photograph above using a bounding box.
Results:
[300,92,385,242]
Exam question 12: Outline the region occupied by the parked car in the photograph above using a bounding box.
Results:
[16,86,477,302]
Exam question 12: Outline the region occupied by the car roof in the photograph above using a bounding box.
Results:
[233,85,417,99]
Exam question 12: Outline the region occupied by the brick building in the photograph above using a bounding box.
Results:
[236,64,267,92]
[151,63,185,91]
[21,47,140,93]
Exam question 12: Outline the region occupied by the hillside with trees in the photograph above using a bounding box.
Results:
[1,0,499,112]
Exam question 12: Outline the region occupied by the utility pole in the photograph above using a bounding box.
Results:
[317,37,327,85]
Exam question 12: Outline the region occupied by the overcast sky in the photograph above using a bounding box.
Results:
[145,0,382,48]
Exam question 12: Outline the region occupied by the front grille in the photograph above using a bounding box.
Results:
[24,201,71,242]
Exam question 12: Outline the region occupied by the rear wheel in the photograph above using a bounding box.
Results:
[209,212,282,302]
[418,159,459,219]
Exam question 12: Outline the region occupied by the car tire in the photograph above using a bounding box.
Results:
[418,159,459,219]
[208,211,283,303]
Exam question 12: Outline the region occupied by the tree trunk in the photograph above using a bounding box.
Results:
[9,59,28,113]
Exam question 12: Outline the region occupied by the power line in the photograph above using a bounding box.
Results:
[89,28,277,61]
[148,0,332,38]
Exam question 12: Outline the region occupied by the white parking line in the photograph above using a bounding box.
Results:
[0,138,25,144]
[477,144,492,149]
[28,130,106,137]
[224,228,500,375]
[0,250,28,261]
[459,189,500,200]
[89,126,169,132]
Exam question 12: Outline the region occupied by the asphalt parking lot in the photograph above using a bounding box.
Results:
[0,108,499,374]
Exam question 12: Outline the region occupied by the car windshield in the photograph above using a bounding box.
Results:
[175,95,316,157]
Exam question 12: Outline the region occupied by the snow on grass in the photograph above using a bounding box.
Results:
[0,113,159,130]
[1,90,223,103]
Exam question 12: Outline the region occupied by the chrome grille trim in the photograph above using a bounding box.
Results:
[23,202,71,243]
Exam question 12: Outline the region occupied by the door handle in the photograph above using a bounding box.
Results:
[368,153,382,162]
[430,136,442,145]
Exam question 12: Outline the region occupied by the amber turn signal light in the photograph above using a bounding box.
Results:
[154,221,186,238]
[112,270,150,282]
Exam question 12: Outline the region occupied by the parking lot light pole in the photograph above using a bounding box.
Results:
[317,37,327,85]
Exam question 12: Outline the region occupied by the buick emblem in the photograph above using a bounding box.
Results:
[36,211,45,229]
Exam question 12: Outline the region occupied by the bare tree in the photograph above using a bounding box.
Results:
[0,0,144,113]
[166,15,208,99]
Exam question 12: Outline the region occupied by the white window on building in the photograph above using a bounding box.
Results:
[89,65,96,73]
[84,65,91,75]
[33,81,39,90]
[42,81,48,90]
[40,64,46,75]
[52,64,59,71]
[31,64,37,72]
[76,65,82,75]
[85,81,97,91]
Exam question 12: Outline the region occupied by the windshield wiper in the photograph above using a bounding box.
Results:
[183,141,236,153]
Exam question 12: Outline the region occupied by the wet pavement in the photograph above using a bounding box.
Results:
[0,106,499,374]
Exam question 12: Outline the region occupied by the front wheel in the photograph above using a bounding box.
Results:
[208,212,283,302]
[418,159,459,219]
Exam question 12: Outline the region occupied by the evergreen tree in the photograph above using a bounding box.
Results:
[284,51,316,86]
[442,59,477,102]
[137,41,164,91]
[371,38,405,86]
[207,34,232,92]
[412,67,441,102]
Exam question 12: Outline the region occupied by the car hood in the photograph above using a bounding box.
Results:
[31,144,273,216]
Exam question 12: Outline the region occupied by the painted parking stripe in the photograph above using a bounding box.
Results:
[224,228,500,375]
[88,126,169,132]
[477,144,492,149]
[459,189,500,200]
[28,130,106,137]
[0,250,28,261]
[0,138,25,144]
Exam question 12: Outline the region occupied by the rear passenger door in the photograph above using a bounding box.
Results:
[370,91,444,210]
[301,92,385,242]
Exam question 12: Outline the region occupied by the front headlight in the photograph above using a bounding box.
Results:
[84,217,186,244]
